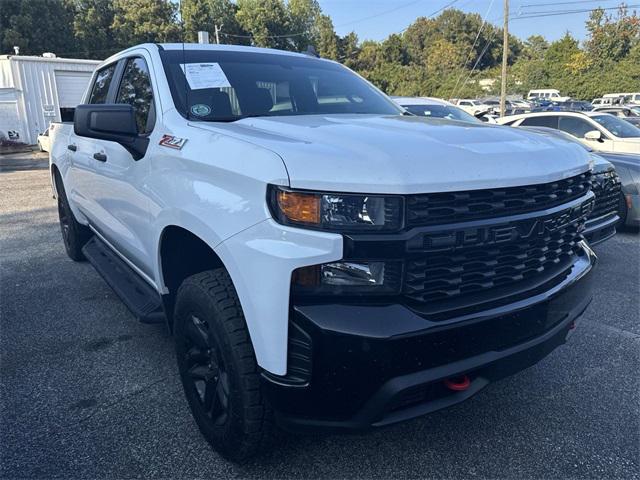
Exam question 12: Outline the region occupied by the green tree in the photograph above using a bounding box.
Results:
[316,14,339,59]
[182,0,248,45]
[111,0,181,45]
[182,0,214,42]
[1,0,76,55]
[522,35,549,60]
[72,0,117,58]
[235,0,291,49]
[287,0,321,51]
[586,5,640,62]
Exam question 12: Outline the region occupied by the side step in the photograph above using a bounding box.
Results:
[82,237,165,324]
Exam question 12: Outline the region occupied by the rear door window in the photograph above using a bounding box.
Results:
[88,63,117,104]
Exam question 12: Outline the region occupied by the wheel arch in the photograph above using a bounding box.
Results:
[50,163,61,198]
[157,225,225,329]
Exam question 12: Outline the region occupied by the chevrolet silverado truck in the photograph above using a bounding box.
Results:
[49,43,597,462]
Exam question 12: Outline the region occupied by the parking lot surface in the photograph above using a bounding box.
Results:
[1,157,639,479]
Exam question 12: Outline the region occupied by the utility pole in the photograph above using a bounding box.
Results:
[500,0,509,117]
[214,24,223,44]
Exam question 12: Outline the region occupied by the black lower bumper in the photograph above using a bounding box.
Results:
[263,246,596,433]
[584,212,618,245]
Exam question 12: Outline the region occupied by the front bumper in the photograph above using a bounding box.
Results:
[263,244,596,432]
[584,212,618,245]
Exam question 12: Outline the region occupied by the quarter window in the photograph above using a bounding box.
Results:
[88,64,117,104]
[116,57,155,134]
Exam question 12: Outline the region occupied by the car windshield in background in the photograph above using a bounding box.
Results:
[591,114,640,138]
[159,49,401,121]
[402,104,478,123]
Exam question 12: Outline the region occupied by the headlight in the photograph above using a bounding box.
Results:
[292,261,402,295]
[268,185,403,232]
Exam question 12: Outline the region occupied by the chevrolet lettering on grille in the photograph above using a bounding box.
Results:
[418,198,595,251]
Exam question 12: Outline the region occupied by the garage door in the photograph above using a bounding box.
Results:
[55,71,93,108]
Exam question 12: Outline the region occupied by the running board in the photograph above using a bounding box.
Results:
[82,237,165,324]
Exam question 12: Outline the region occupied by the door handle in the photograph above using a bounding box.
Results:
[67,144,77,152]
[93,152,107,162]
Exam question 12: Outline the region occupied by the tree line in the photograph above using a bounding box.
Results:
[1,0,638,100]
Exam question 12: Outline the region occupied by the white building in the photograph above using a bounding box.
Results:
[0,54,100,145]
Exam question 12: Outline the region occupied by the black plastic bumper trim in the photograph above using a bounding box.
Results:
[264,245,596,433]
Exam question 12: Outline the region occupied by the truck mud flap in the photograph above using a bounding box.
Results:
[82,237,165,324]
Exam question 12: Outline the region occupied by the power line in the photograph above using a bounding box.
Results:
[453,27,499,98]
[514,3,639,19]
[220,0,459,41]
[449,0,496,99]
[336,0,460,61]
[334,0,430,28]
[520,0,617,8]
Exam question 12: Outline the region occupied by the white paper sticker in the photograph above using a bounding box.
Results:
[180,63,231,90]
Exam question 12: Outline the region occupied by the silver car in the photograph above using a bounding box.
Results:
[520,126,639,235]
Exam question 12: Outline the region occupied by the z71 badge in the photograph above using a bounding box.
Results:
[159,134,187,150]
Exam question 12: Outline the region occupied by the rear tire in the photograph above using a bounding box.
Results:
[174,269,273,462]
[54,171,92,261]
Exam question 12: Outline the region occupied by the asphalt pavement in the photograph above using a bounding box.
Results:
[1,154,639,479]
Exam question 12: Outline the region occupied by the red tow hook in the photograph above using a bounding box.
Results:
[444,375,471,392]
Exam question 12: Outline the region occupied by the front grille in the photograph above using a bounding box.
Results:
[406,172,592,227]
[590,171,621,219]
[403,222,583,306]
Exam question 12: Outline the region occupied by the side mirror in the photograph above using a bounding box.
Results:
[584,130,602,142]
[74,104,149,160]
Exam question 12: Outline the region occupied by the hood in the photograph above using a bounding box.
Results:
[590,153,614,174]
[193,114,591,194]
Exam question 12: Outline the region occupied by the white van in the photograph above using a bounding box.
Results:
[527,89,569,101]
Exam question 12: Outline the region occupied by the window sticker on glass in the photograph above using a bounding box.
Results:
[180,63,231,90]
[190,104,211,117]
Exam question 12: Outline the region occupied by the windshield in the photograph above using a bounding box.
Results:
[402,104,478,123]
[629,106,640,116]
[591,114,640,138]
[159,49,401,121]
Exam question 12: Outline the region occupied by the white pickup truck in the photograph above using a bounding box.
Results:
[50,43,597,462]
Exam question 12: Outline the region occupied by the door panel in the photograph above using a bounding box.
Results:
[67,62,119,220]
[88,55,157,276]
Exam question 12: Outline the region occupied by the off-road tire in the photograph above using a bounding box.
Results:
[174,269,273,462]
[54,171,92,261]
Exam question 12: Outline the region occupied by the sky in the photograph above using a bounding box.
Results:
[318,0,630,43]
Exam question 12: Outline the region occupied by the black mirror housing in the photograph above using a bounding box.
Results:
[74,104,149,160]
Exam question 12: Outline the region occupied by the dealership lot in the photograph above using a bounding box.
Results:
[0,157,638,479]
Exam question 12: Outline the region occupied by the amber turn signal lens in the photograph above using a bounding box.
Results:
[277,191,320,224]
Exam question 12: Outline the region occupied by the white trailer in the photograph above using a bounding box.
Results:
[0,55,100,145]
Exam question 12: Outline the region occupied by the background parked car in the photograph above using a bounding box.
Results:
[623,93,640,105]
[498,111,640,154]
[529,98,563,112]
[452,98,491,116]
[559,100,593,112]
[37,128,50,152]
[519,126,639,230]
[527,89,570,102]
[591,106,640,127]
[392,97,480,123]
